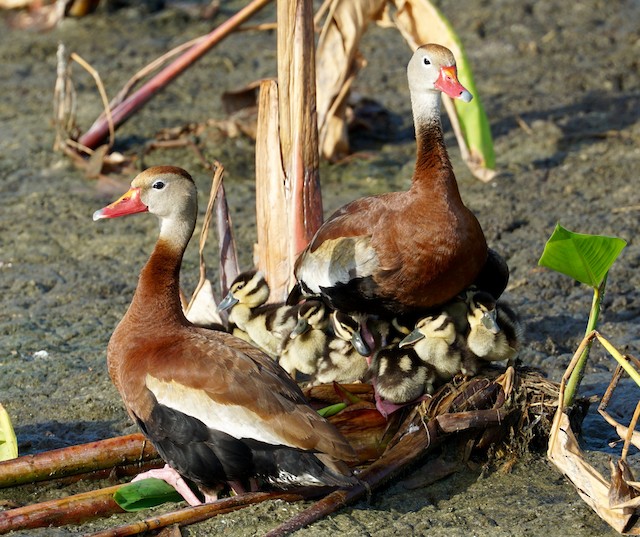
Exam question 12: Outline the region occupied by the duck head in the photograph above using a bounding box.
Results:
[93,166,198,250]
[407,43,473,104]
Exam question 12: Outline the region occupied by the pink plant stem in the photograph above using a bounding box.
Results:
[78,0,274,150]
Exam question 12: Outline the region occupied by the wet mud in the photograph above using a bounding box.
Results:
[1,0,639,535]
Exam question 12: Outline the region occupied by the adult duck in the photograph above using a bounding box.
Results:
[93,166,357,505]
[292,44,507,317]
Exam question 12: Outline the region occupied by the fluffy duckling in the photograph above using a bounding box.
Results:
[368,345,437,405]
[466,291,523,362]
[330,311,375,357]
[303,311,370,386]
[399,312,477,379]
[218,270,298,359]
[278,300,331,380]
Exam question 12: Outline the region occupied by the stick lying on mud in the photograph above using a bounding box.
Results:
[77,0,273,151]
[0,433,160,488]
[84,491,307,537]
[0,484,125,534]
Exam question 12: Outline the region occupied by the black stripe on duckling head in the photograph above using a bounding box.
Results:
[218,270,270,312]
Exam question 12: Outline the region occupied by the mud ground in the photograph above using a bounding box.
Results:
[1,0,639,535]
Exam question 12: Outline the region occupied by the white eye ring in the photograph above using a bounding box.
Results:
[152,180,165,190]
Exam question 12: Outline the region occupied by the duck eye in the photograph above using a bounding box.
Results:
[423,57,431,65]
[152,180,165,190]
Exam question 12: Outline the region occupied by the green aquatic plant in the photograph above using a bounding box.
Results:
[538,224,627,407]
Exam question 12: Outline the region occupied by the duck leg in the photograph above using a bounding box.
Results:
[132,464,205,506]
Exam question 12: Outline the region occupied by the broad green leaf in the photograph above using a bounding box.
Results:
[0,403,18,461]
[538,224,627,288]
[114,478,184,512]
[394,0,495,172]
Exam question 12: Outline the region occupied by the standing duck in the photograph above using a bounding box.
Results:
[292,44,507,317]
[93,166,357,505]
[218,270,298,359]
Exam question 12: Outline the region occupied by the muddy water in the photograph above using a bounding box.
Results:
[1,0,639,535]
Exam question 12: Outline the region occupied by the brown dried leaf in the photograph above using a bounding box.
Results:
[609,459,639,513]
[254,79,291,301]
[315,0,386,160]
[548,411,640,534]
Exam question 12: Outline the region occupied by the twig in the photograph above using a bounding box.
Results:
[214,178,239,298]
[85,492,305,537]
[71,52,115,152]
[186,163,225,311]
[0,434,158,488]
[78,0,274,150]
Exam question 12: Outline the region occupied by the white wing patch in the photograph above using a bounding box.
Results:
[146,375,295,448]
[298,236,378,293]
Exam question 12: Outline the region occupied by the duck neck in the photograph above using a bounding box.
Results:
[410,91,459,197]
[128,217,194,327]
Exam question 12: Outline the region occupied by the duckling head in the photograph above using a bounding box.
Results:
[399,312,457,348]
[330,311,371,356]
[290,300,329,338]
[467,291,500,334]
[218,270,270,312]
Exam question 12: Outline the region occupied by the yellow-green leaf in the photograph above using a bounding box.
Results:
[317,403,347,418]
[0,403,18,461]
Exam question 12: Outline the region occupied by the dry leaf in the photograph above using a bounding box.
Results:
[315,0,386,160]
[184,279,223,329]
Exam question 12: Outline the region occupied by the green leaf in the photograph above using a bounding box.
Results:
[317,403,347,418]
[114,478,184,512]
[450,41,495,171]
[538,224,627,288]
[0,403,18,461]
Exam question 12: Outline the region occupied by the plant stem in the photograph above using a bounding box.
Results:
[563,272,607,407]
[0,434,159,488]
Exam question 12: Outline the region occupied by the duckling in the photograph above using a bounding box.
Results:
[278,300,331,380]
[399,312,477,380]
[330,310,372,356]
[331,310,399,358]
[218,270,298,359]
[466,291,523,362]
[367,345,437,405]
[304,311,370,386]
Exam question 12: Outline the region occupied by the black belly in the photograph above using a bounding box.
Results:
[135,400,356,494]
